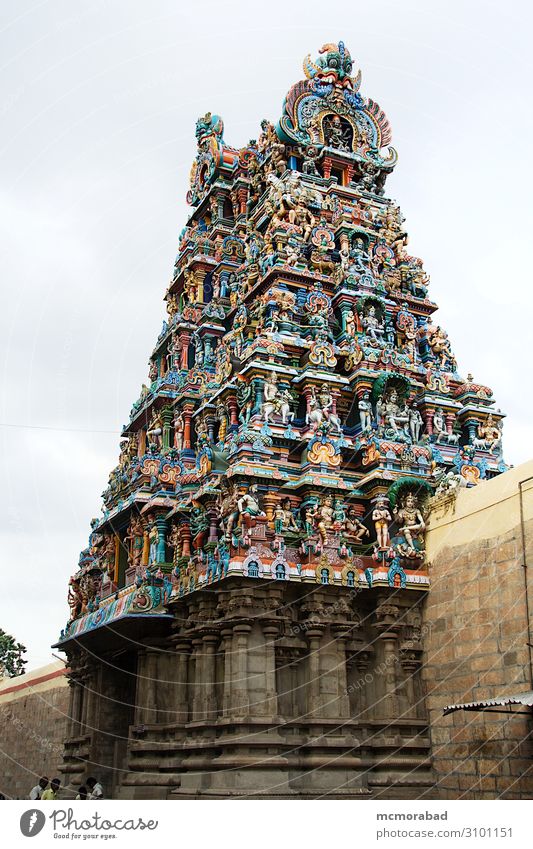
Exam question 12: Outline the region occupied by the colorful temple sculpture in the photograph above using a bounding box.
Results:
[56,42,507,799]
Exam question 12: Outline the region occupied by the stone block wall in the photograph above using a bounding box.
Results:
[0,662,69,799]
[423,462,533,799]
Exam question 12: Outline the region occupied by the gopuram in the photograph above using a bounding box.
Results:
[56,42,507,799]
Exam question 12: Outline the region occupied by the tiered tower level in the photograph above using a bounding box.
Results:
[58,43,507,799]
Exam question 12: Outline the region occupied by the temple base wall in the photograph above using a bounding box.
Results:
[423,462,533,799]
[0,663,69,799]
[62,581,434,799]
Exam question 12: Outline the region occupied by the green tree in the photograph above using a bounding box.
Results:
[0,629,27,677]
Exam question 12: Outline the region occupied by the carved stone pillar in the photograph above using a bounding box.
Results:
[182,404,194,450]
[173,639,191,723]
[306,625,326,716]
[180,333,191,369]
[202,631,219,720]
[221,626,234,716]
[191,637,204,720]
[374,602,401,718]
[445,412,455,436]
[227,395,239,427]
[262,492,277,528]
[161,406,173,451]
[257,621,280,717]
[231,621,252,716]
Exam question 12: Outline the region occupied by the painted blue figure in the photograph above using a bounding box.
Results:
[216,538,230,577]
[387,554,406,589]
[206,551,219,583]
[364,566,374,588]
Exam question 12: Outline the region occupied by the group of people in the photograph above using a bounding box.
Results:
[29,775,103,800]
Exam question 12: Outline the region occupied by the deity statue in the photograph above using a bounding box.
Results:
[237,485,266,534]
[358,391,373,433]
[409,403,424,443]
[350,238,372,274]
[218,482,239,541]
[289,199,315,242]
[168,333,183,370]
[394,492,426,554]
[306,384,342,433]
[237,380,253,425]
[372,496,391,549]
[324,115,350,151]
[274,497,300,534]
[433,407,446,438]
[168,521,182,567]
[125,515,144,569]
[362,304,385,345]
[147,516,159,565]
[477,414,502,455]
[173,410,184,451]
[344,507,370,544]
[311,495,335,544]
[183,268,198,304]
[166,293,180,319]
[377,389,410,438]
[147,410,163,450]
[427,324,456,371]
[301,144,320,176]
[344,309,357,338]
[68,577,84,620]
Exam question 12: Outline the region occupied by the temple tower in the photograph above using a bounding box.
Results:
[57,41,506,799]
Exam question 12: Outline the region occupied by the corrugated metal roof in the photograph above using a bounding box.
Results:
[443,691,533,716]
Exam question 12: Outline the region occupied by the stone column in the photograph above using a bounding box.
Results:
[231,622,252,716]
[191,637,205,720]
[171,639,190,723]
[182,404,194,450]
[203,631,219,721]
[306,625,326,717]
[180,333,191,369]
[260,621,280,717]
[161,406,173,450]
[155,515,167,564]
[221,627,234,716]
[445,412,455,436]
[67,676,83,738]
[252,377,264,416]
[331,625,351,719]
[227,395,239,427]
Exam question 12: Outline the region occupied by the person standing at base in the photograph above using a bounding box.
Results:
[41,778,60,800]
[29,776,48,800]
[86,777,104,799]
[75,785,88,800]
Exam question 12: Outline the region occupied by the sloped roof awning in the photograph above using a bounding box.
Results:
[443,691,533,716]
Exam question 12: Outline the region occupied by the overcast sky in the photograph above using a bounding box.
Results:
[1,0,532,670]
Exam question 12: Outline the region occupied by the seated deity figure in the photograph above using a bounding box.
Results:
[345,507,370,543]
[378,388,410,437]
[478,413,502,454]
[362,305,385,345]
[394,492,426,554]
[237,485,266,524]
